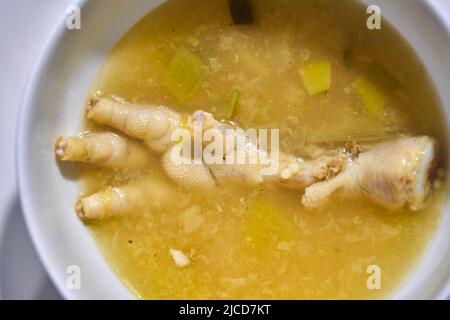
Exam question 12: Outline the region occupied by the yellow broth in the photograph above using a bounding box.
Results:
[77,0,447,299]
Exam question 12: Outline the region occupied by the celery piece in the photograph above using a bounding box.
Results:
[150,46,173,71]
[299,60,332,95]
[180,205,204,233]
[245,200,297,249]
[353,76,388,116]
[163,47,205,102]
[214,90,240,120]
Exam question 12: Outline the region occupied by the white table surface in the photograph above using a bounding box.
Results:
[0,0,449,300]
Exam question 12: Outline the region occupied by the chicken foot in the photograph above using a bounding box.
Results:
[82,95,438,212]
[86,96,348,189]
[55,132,151,171]
[302,136,436,210]
[86,96,181,153]
[77,174,175,220]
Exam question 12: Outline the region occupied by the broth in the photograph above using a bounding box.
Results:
[77,0,447,299]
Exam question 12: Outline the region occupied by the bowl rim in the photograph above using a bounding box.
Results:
[16,0,450,300]
[16,0,89,299]
[425,0,450,300]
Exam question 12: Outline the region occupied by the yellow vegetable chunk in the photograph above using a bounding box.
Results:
[299,60,332,95]
[245,200,297,250]
[353,76,388,116]
[163,47,205,102]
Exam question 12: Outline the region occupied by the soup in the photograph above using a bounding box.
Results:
[56,0,447,299]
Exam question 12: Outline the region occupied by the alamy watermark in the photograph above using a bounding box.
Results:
[66,5,81,30]
[367,5,382,30]
[170,118,280,176]
[66,264,82,291]
[366,265,382,290]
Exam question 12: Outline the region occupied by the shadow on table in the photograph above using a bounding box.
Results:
[0,193,61,300]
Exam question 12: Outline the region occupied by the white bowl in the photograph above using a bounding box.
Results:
[17,0,450,299]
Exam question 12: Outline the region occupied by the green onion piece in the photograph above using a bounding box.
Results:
[150,46,173,71]
[214,90,240,120]
[163,47,205,102]
[228,0,254,25]
[343,48,354,69]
